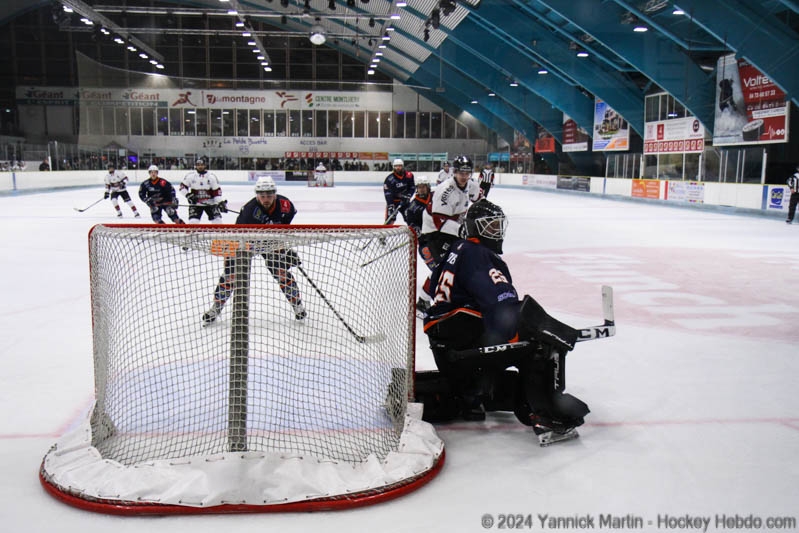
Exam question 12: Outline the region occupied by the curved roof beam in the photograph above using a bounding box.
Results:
[535,0,716,131]
[674,0,799,106]
[446,16,594,132]
[459,3,645,133]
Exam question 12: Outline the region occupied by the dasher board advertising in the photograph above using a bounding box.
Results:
[713,54,789,146]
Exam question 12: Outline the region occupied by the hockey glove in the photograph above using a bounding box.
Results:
[283,249,302,268]
[218,200,228,213]
[186,192,197,205]
[104,191,110,199]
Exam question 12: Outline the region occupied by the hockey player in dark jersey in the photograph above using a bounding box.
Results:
[419,199,590,446]
[403,175,436,270]
[138,165,185,224]
[382,158,415,224]
[202,176,306,325]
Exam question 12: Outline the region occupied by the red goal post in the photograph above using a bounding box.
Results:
[39,223,444,514]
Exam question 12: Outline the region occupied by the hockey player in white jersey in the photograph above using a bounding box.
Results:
[104,162,141,218]
[313,163,330,187]
[421,154,480,267]
[179,157,226,222]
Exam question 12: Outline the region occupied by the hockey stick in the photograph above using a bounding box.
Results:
[445,285,615,362]
[359,205,401,251]
[176,203,239,214]
[360,241,409,268]
[73,198,105,213]
[296,265,384,344]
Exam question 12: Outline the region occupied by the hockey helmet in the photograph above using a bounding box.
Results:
[316,163,326,172]
[254,176,277,194]
[453,155,473,173]
[195,157,208,171]
[107,162,115,170]
[415,175,432,186]
[392,158,404,167]
[148,164,159,172]
[464,198,508,254]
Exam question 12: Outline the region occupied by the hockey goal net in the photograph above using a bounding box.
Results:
[307,167,334,187]
[40,224,444,514]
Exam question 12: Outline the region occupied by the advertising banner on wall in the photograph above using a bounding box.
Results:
[592,99,629,151]
[644,117,705,154]
[632,179,660,199]
[562,113,590,152]
[534,130,556,153]
[664,181,705,204]
[713,54,789,146]
[764,185,790,213]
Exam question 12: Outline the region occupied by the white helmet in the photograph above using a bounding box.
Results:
[254,176,277,193]
[393,158,404,167]
[148,164,159,172]
[415,175,431,187]
[316,163,326,171]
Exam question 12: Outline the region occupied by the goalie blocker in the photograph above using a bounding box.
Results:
[417,287,615,446]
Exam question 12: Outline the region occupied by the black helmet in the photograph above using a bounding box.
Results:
[195,157,208,173]
[453,155,473,173]
[464,199,508,254]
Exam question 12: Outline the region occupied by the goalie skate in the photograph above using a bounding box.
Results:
[202,306,220,326]
[535,426,579,447]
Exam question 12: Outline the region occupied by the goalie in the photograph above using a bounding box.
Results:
[419,199,590,446]
[202,176,306,324]
[313,163,330,187]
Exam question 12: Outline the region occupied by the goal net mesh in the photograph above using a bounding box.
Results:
[40,224,444,513]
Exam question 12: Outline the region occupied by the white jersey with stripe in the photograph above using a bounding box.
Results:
[180,171,223,204]
[104,171,128,192]
[421,175,480,237]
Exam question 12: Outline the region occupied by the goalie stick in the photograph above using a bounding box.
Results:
[446,285,616,363]
[360,241,409,268]
[296,265,385,344]
[73,198,104,213]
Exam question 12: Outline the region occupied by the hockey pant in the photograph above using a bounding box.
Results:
[149,203,182,224]
[188,203,222,222]
[479,181,492,198]
[109,190,137,214]
[211,251,303,310]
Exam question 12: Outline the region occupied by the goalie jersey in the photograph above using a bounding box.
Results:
[424,238,519,344]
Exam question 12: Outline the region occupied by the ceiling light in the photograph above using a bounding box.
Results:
[261,61,269,66]
[252,48,260,53]
[264,66,273,72]
[509,82,518,87]
[378,44,386,49]
[227,10,238,15]
[310,23,327,45]
[633,25,648,32]
[375,52,383,56]
[150,59,158,65]
[80,18,93,25]
[538,68,548,74]
[576,51,589,57]
[63,6,73,12]
[236,21,245,27]
[367,69,375,75]
[391,14,401,20]
[114,37,124,44]
[382,33,390,40]
[470,99,478,104]
[257,55,265,60]
[242,32,251,37]
[127,45,137,51]
[100,28,110,35]
[672,8,685,15]
[397,1,407,6]
[139,53,148,59]
[370,64,378,68]
[488,92,496,97]
[248,41,257,46]
[156,64,165,69]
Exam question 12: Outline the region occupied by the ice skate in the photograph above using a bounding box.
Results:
[293,302,307,320]
[134,212,141,218]
[535,426,579,446]
[202,305,220,325]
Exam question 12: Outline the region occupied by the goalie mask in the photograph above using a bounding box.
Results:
[464,199,508,254]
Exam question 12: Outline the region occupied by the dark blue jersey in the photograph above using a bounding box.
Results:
[139,178,177,205]
[424,238,519,343]
[383,170,416,206]
[236,195,297,225]
[405,192,433,236]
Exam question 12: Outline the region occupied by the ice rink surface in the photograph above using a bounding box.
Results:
[1,182,797,532]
